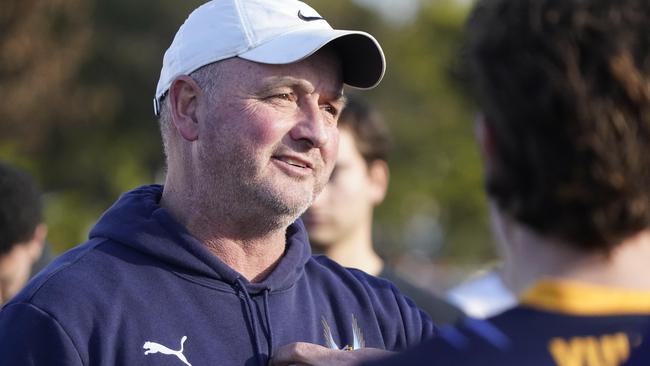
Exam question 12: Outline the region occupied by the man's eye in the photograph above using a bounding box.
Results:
[321,104,338,116]
[273,93,295,101]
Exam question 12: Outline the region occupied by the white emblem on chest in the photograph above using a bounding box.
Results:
[143,335,192,366]
[322,314,365,350]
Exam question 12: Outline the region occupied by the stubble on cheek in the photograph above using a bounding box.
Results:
[314,135,338,197]
[311,170,329,201]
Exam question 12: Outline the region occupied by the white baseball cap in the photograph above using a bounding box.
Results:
[153,0,386,115]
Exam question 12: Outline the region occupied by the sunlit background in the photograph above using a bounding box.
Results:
[0,0,494,293]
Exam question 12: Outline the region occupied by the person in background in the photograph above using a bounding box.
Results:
[303,96,464,325]
[0,1,435,365]
[0,161,48,305]
[271,0,650,365]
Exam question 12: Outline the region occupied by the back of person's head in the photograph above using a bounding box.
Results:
[0,161,43,254]
[338,95,393,165]
[463,0,650,252]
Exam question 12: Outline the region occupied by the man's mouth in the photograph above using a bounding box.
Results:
[273,155,313,169]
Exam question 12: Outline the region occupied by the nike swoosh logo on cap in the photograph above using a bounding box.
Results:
[298,10,324,22]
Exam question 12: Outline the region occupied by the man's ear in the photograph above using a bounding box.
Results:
[367,160,389,206]
[168,75,202,141]
[476,113,497,166]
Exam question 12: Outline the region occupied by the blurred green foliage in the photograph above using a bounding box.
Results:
[0,0,494,263]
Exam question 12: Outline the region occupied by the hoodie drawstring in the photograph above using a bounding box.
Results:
[263,289,274,358]
[235,278,264,366]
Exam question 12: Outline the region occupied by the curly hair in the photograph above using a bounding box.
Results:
[462,0,650,252]
[0,162,43,255]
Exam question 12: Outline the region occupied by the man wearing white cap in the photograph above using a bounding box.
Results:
[0,1,435,365]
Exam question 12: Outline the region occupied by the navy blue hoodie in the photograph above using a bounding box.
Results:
[0,185,435,365]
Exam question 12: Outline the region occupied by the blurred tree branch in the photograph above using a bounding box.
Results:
[0,0,92,148]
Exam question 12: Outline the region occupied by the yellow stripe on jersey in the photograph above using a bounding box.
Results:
[520,280,650,316]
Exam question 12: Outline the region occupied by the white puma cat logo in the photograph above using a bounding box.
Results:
[143,335,192,366]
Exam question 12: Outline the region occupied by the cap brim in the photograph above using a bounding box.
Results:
[239,29,386,89]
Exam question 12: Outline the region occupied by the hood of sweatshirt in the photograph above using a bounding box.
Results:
[89,184,312,294]
[3,184,435,366]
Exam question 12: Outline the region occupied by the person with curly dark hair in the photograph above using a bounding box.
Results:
[271,0,650,365]
[0,161,48,305]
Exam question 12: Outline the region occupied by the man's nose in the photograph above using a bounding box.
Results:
[290,100,329,148]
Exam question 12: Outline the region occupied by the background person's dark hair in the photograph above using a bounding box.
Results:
[338,95,393,165]
[0,162,43,255]
[462,0,650,252]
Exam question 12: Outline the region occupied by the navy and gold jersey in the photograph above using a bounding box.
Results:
[366,280,650,366]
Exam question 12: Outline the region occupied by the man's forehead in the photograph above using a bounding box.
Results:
[234,55,344,94]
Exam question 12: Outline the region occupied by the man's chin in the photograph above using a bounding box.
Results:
[266,198,313,228]
[247,184,319,227]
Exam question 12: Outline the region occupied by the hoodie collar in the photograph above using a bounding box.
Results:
[89,184,312,293]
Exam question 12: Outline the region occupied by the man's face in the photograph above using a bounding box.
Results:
[192,51,344,226]
[0,243,38,305]
[303,128,382,248]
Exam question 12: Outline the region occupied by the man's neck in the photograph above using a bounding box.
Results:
[503,223,650,295]
[202,234,287,282]
[161,182,289,282]
[317,227,383,276]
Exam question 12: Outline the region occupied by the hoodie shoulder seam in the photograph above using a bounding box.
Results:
[23,238,111,303]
